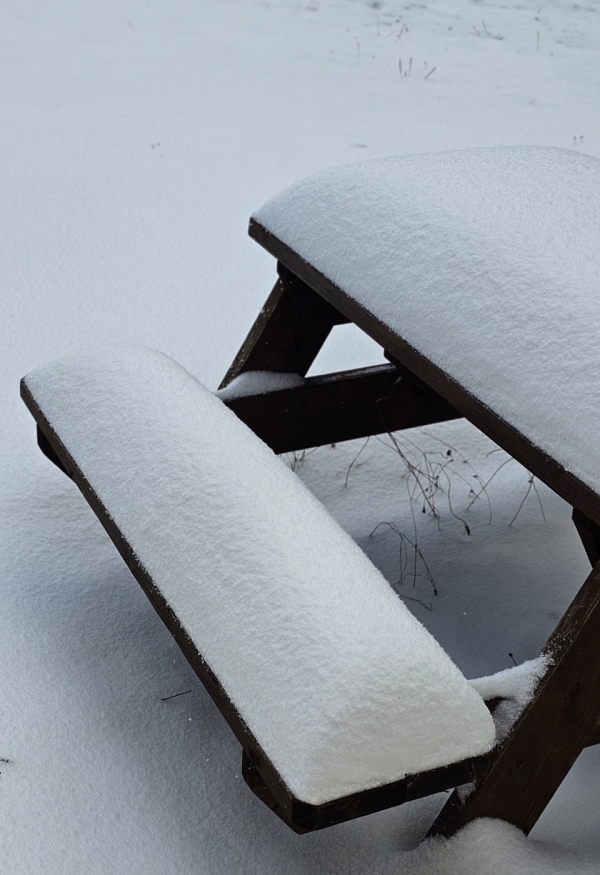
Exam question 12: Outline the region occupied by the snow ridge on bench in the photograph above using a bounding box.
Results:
[24,347,495,805]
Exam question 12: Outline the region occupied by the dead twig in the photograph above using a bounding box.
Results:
[370,520,437,595]
[161,689,192,702]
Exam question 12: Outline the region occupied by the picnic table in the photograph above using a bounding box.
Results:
[219,146,600,835]
[21,146,600,840]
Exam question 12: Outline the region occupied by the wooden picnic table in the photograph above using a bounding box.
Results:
[219,146,600,837]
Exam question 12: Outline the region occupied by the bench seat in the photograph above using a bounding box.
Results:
[21,347,494,815]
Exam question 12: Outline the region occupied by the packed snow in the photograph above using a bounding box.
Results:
[3,0,600,872]
[254,146,600,496]
[24,346,495,804]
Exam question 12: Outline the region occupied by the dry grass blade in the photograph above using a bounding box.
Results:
[370,520,437,596]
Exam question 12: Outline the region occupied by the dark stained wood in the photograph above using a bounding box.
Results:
[404,754,493,804]
[224,363,460,454]
[430,560,600,837]
[248,220,600,531]
[219,270,348,390]
[241,752,308,832]
[588,719,600,748]
[572,508,600,567]
[37,424,72,478]
[242,747,497,833]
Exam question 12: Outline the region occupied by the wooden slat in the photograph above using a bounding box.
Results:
[430,560,600,837]
[219,270,348,390]
[224,363,460,454]
[248,220,600,530]
[242,747,495,833]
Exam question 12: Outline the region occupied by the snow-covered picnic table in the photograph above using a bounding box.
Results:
[19,145,600,843]
[217,146,600,836]
[250,146,600,512]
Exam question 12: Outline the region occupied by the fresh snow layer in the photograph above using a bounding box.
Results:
[253,146,600,496]
[23,345,495,806]
[470,655,550,741]
[215,370,305,400]
[404,818,600,875]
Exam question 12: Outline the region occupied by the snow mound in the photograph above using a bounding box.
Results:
[253,147,600,496]
[471,656,550,741]
[404,818,596,875]
[23,346,495,806]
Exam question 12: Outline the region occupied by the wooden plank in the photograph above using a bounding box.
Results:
[219,269,348,390]
[224,363,460,454]
[430,560,600,837]
[242,747,496,833]
[248,221,600,530]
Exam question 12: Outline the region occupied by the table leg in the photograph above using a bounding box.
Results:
[430,560,600,837]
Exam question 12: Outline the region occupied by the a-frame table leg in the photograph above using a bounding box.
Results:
[220,265,460,452]
[572,508,600,567]
[219,264,348,389]
[430,557,600,838]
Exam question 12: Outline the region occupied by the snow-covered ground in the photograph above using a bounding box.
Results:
[1,0,600,871]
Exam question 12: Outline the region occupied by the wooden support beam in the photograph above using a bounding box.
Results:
[223,364,460,454]
[572,508,600,567]
[219,267,348,390]
[430,560,600,838]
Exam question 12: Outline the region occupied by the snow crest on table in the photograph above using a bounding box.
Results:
[253,147,600,496]
[24,346,495,806]
[215,370,304,400]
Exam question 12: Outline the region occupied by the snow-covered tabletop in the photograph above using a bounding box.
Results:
[253,147,600,499]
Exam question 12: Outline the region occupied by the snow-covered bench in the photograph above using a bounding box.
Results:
[216,146,600,836]
[21,347,496,832]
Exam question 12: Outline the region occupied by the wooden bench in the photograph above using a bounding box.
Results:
[22,146,600,839]
[21,347,496,834]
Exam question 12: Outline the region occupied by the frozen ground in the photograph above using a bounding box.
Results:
[1,0,600,872]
